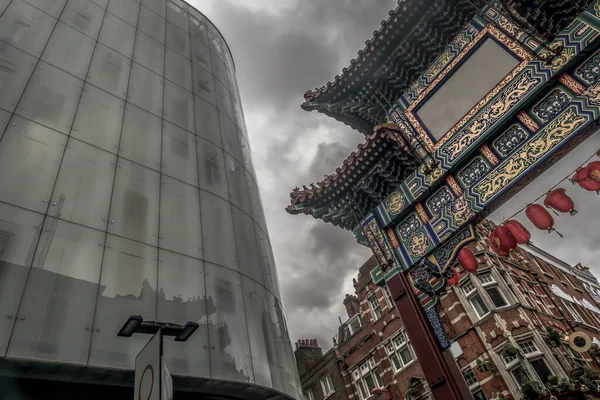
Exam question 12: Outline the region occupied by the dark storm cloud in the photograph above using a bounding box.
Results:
[189,0,396,348]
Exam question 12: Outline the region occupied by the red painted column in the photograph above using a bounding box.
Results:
[387,272,473,400]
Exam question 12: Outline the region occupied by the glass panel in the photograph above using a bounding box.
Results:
[191,37,212,70]
[0,204,44,356]
[192,64,215,105]
[159,176,202,259]
[232,206,263,285]
[127,62,163,117]
[195,96,221,145]
[205,263,253,382]
[87,43,131,99]
[89,235,158,369]
[215,79,234,121]
[256,226,281,300]
[531,359,553,383]
[220,113,242,161]
[162,121,198,186]
[225,154,250,213]
[0,1,56,56]
[0,116,66,213]
[165,48,192,92]
[8,219,103,363]
[133,30,164,76]
[42,22,95,81]
[197,138,228,199]
[24,0,67,17]
[17,61,83,134]
[511,366,528,387]
[138,5,165,43]
[0,110,9,139]
[60,0,105,39]
[0,41,37,113]
[164,80,194,132]
[248,174,267,230]
[141,0,165,18]
[212,55,229,89]
[98,12,136,58]
[200,191,236,269]
[269,295,301,397]
[486,287,508,308]
[119,104,162,170]
[166,1,188,33]
[72,82,125,153]
[107,0,139,27]
[471,293,489,318]
[158,250,209,377]
[189,15,209,44]
[108,158,160,246]
[50,138,117,231]
[241,276,273,387]
[209,32,224,63]
[166,22,190,58]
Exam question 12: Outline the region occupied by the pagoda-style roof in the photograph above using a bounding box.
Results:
[287,124,418,229]
[302,0,487,134]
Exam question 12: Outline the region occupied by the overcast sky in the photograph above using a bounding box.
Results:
[190,0,600,350]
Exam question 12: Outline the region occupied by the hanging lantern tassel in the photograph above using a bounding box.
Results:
[526,204,562,237]
[544,188,577,216]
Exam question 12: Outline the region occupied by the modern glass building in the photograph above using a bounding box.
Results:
[0,0,301,398]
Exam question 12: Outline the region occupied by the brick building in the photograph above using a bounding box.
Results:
[300,220,600,400]
[295,339,347,400]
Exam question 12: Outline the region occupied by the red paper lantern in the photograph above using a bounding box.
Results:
[588,161,600,183]
[492,226,517,254]
[447,266,460,286]
[526,204,555,232]
[571,167,600,193]
[489,229,509,256]
[458,247,478,273]
[504,220,531,244]
[544,188,577,215]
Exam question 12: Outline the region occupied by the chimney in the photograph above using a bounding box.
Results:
[294,339,323,376]
[343,294,361,319]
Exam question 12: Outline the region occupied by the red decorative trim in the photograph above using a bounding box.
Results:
[415,202,430,223]
[516,111,540,133]
[479,144,500,166]
[446,175,463,196]
[558,73,585,95]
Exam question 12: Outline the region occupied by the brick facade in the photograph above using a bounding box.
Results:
[296,339,348,400]
[298,220,600,400]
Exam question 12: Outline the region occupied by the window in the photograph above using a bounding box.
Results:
[383,285,394,308]
[478,273,508,308]
[462,280,490,319]
[369,294,383,320]
[473,390,487,400]
[530,358,553,384]
[386,331,415,371]
[304,390,314,400]
[511,365,529,387]
[320,375,334,397]
[352,358,383,400]
[463,368,478,387]
[563,300,583,322]
[506,338,556,387]
[519,340,538,355]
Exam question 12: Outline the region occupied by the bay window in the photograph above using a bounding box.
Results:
[503,338,556,388]
[369,293,383,320]
[461,272,509,320]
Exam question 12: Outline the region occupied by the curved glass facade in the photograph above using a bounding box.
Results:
[0,0,300,398]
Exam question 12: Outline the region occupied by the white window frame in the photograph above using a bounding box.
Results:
[478,272,509,309]
[385,331,415,372]
[462,279,490,319]
[369,293,383,320]
[352,357,383,400]
[304,390,314,400]
[320,374,334,398]
[382,285,394,309]
[563,299,583,322]
[503,338,555,388]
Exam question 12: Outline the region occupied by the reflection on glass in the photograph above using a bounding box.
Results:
[0,204,44,356]
[8,219,103,364]
[89,235,158,369]
[0,42,37,113]
[158,250,210,377]
[205,262,254,383]
[200,191,237,269]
